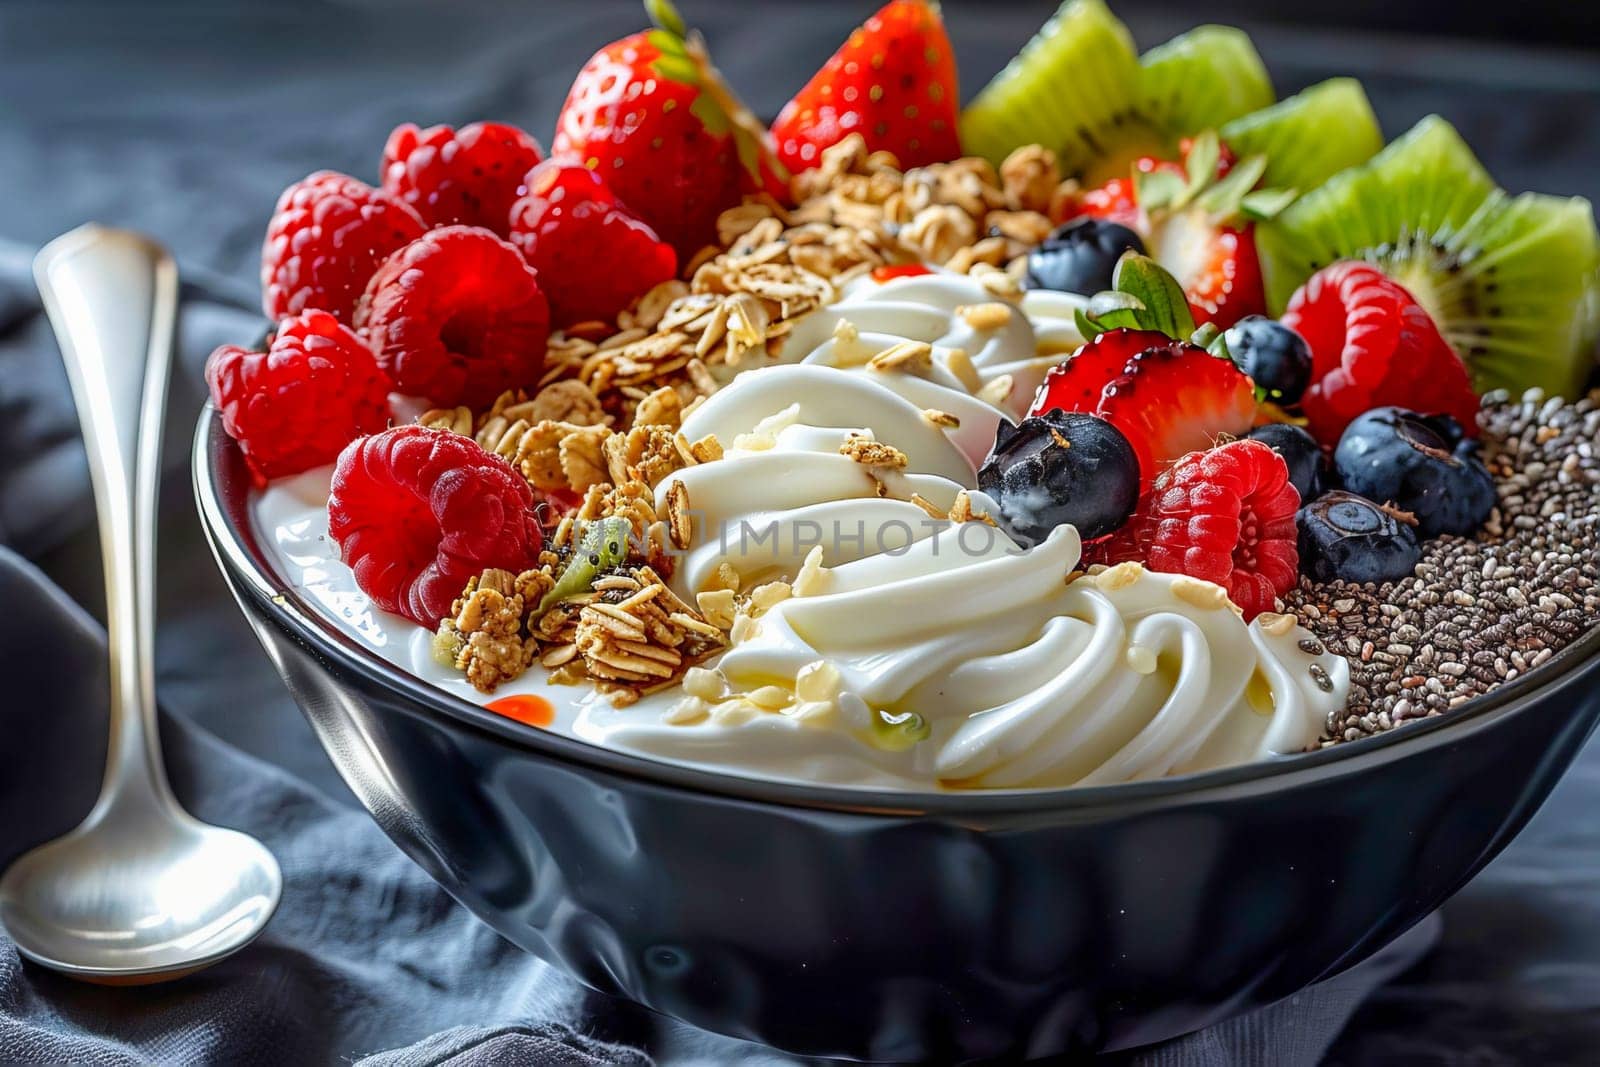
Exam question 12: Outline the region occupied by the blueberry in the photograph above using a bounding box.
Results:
[1024,219,1146,295]
[1246,423,1327,503]
[1297,491,1422,584]
[1223,316,1313,406]
[1333,407,1495,538]
[979,410,1139,547]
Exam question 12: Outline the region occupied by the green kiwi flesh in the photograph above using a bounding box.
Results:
[1258,116,1600,397]
[1135,25,1274,169]
[959,0,1272,182]
[1219,78,1383,194]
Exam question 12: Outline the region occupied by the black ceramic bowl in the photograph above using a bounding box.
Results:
[194,408,1600,1062]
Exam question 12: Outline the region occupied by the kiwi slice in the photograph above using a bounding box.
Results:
[538,516,632,614]
[1138,26,1273,147]
[959,0,1272,182]
[1583,272,1600,364]
[1219,78,1383,194]
[960,0,1139,173]
[1258,116,1600,397]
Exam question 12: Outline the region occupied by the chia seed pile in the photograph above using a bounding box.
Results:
[1283,387,1600,744]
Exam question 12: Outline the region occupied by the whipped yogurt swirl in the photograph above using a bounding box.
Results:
[576,363,1349,788]
[768,271,1086,425]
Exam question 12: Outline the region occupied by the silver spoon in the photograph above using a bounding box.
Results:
[0,225,281,984]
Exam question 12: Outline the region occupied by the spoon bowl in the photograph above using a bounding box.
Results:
[0,811,280,983]
[0,225,281,982]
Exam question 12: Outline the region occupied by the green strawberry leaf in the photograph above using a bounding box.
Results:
[648,31,701,84]
[1089,290,1148,316]
[1190,321,1222,350]
[689,85,733,137]
[1112,252,1196,339]
[646,28,739,141]
[661,29,782,188]
[1239,186,1299,221]
[1183,130,1221,199]
[1074,306,1105,342]
[1074,292,1148,341]
[1134,167,1186,214]
[1189,322,1258,396]
[1192,321,1236,364]
[1196,153,1267,218]
[645,0,688,38]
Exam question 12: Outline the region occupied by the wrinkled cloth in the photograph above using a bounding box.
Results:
[1,0,1598,1063]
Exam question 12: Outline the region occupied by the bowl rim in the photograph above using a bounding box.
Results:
[194,405,1600,816]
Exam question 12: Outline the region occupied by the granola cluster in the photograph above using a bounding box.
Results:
[436,561,727,706]
[475,135,1066,428]
[419,136,1071,703]
[421,387,729,702]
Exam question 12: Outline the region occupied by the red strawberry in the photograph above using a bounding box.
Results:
[1029,330,1258,485]
[380,121,545,235]
[508,157,678,327]
[1151,211,1265,329]
[771,0,960,174]
[1100,439,1301,621]
[1056,175,1142,230]
[551,1,781,259]
[1281,262,1480,445]
[870,263,935,283]
[1061,149,1266,329]
[1055,157,1183,229]
[1057,147,1229,226]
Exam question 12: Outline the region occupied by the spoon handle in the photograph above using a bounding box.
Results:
[34,226,179,813]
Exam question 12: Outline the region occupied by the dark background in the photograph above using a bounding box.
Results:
[1,1,1598,1061]
[0,0,1595,302]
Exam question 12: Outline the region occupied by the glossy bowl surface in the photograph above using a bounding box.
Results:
[195,410,1600,1062]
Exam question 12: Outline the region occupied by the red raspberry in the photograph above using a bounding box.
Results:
[1281,262,1479,445]
[328,425,543,627]
[381,121,545,236]
[1101,439,1300,621]
[261,171,427,323]
[205,310,392,487]
[355,226,550,408]
[507,158,678,327]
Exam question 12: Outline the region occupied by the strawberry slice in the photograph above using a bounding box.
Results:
[1152,210,1265,329]
[1058,142,1267,330]
[1057,174,1142,230]
[552,0,782,259]
[1029,330,1257,485]
[1055,157,1183,229]
[770,0,960,173]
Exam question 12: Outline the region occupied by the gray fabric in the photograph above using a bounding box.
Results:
[0,546,643,1066]
[0,0,1597,1063]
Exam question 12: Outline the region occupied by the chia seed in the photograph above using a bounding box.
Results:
[1291,389,1600,746]
[1309,664,1334,692]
